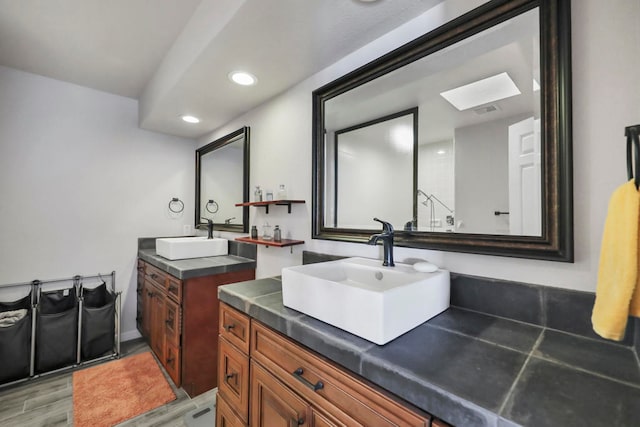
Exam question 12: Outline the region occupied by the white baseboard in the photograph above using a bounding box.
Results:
[121,329,142,342]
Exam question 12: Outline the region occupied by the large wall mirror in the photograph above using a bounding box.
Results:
[312,0,573,261]
[196,127,250,233]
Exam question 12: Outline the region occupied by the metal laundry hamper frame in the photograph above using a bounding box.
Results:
[0,271,121,389]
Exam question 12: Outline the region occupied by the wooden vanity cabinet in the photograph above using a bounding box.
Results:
[137,260,255,397]
[216,303,432,427]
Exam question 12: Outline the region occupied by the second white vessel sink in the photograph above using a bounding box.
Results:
[156,236,228,260]
[281,257,450,345]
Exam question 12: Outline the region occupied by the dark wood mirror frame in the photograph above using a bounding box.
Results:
[195,126,250,233]
[312,0,573,262]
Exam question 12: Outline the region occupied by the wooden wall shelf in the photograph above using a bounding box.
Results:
[235,200,305,214]
[235,236,304,248]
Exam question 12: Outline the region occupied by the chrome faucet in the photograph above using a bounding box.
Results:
[368,217,395,267]
[201,217,214,239]
[224,217,236,225]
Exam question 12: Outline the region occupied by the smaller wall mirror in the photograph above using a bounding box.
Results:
[196,127,250,233]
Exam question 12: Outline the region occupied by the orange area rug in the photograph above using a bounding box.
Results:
[73,352,176,427]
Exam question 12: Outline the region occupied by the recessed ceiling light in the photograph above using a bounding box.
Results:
[181,115,200,124]
[440,72,521,111]
[229,71,257,86]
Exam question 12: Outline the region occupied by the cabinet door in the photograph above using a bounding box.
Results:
[219,337,250,423]
[217,395,248,427]
[150,288,165,361]
[164,297,181,347]
[141,280,154,340]
[136,261,145,334]
[250,361,309,427]
[164,341,181,386]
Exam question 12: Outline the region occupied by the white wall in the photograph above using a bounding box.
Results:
[454,114,529,235]
[0,66,196,339]
[204,0,640,292]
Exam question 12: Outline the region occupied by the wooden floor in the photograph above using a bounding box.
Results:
[0,339,217,427]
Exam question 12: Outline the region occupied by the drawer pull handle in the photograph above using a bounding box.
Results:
[168,285,178,293]
[224,324,235,332]
[292,368,324,392]
[225,372,236,381]
[166,357,174,364]
[150,273,158,279]
[297,418,305,425]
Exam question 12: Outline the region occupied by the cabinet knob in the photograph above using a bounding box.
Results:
[150,273,158,279]
[166,357,174,364]
[224,324,235,332]
[225,372,236,381]
[168,285,178,293]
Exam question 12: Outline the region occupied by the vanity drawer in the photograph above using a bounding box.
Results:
[145,263,167,288]
[251,321,430,427]
[218,336,250,423]
[166,275,182,303]
[219,303,251,354]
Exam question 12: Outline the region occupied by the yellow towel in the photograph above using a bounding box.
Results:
[592,179,640,341]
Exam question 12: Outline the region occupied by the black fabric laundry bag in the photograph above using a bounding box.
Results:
[81,286,115,360]
[0,293,31,312]
[0,293,33,384]
[35,287,78,373]
[82,283,107,308]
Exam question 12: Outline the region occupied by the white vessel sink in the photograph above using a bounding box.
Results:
[156,236,228,260]
[281,257,450,345]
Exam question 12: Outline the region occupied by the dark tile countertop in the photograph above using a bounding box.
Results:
[218,277,640,427]
[138,249,255,280]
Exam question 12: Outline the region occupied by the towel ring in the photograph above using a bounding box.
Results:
[625,125,640,190]
[206,199,219,214]
[168,198,184,213]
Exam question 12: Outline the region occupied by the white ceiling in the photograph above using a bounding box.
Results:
[0,0,445,139]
